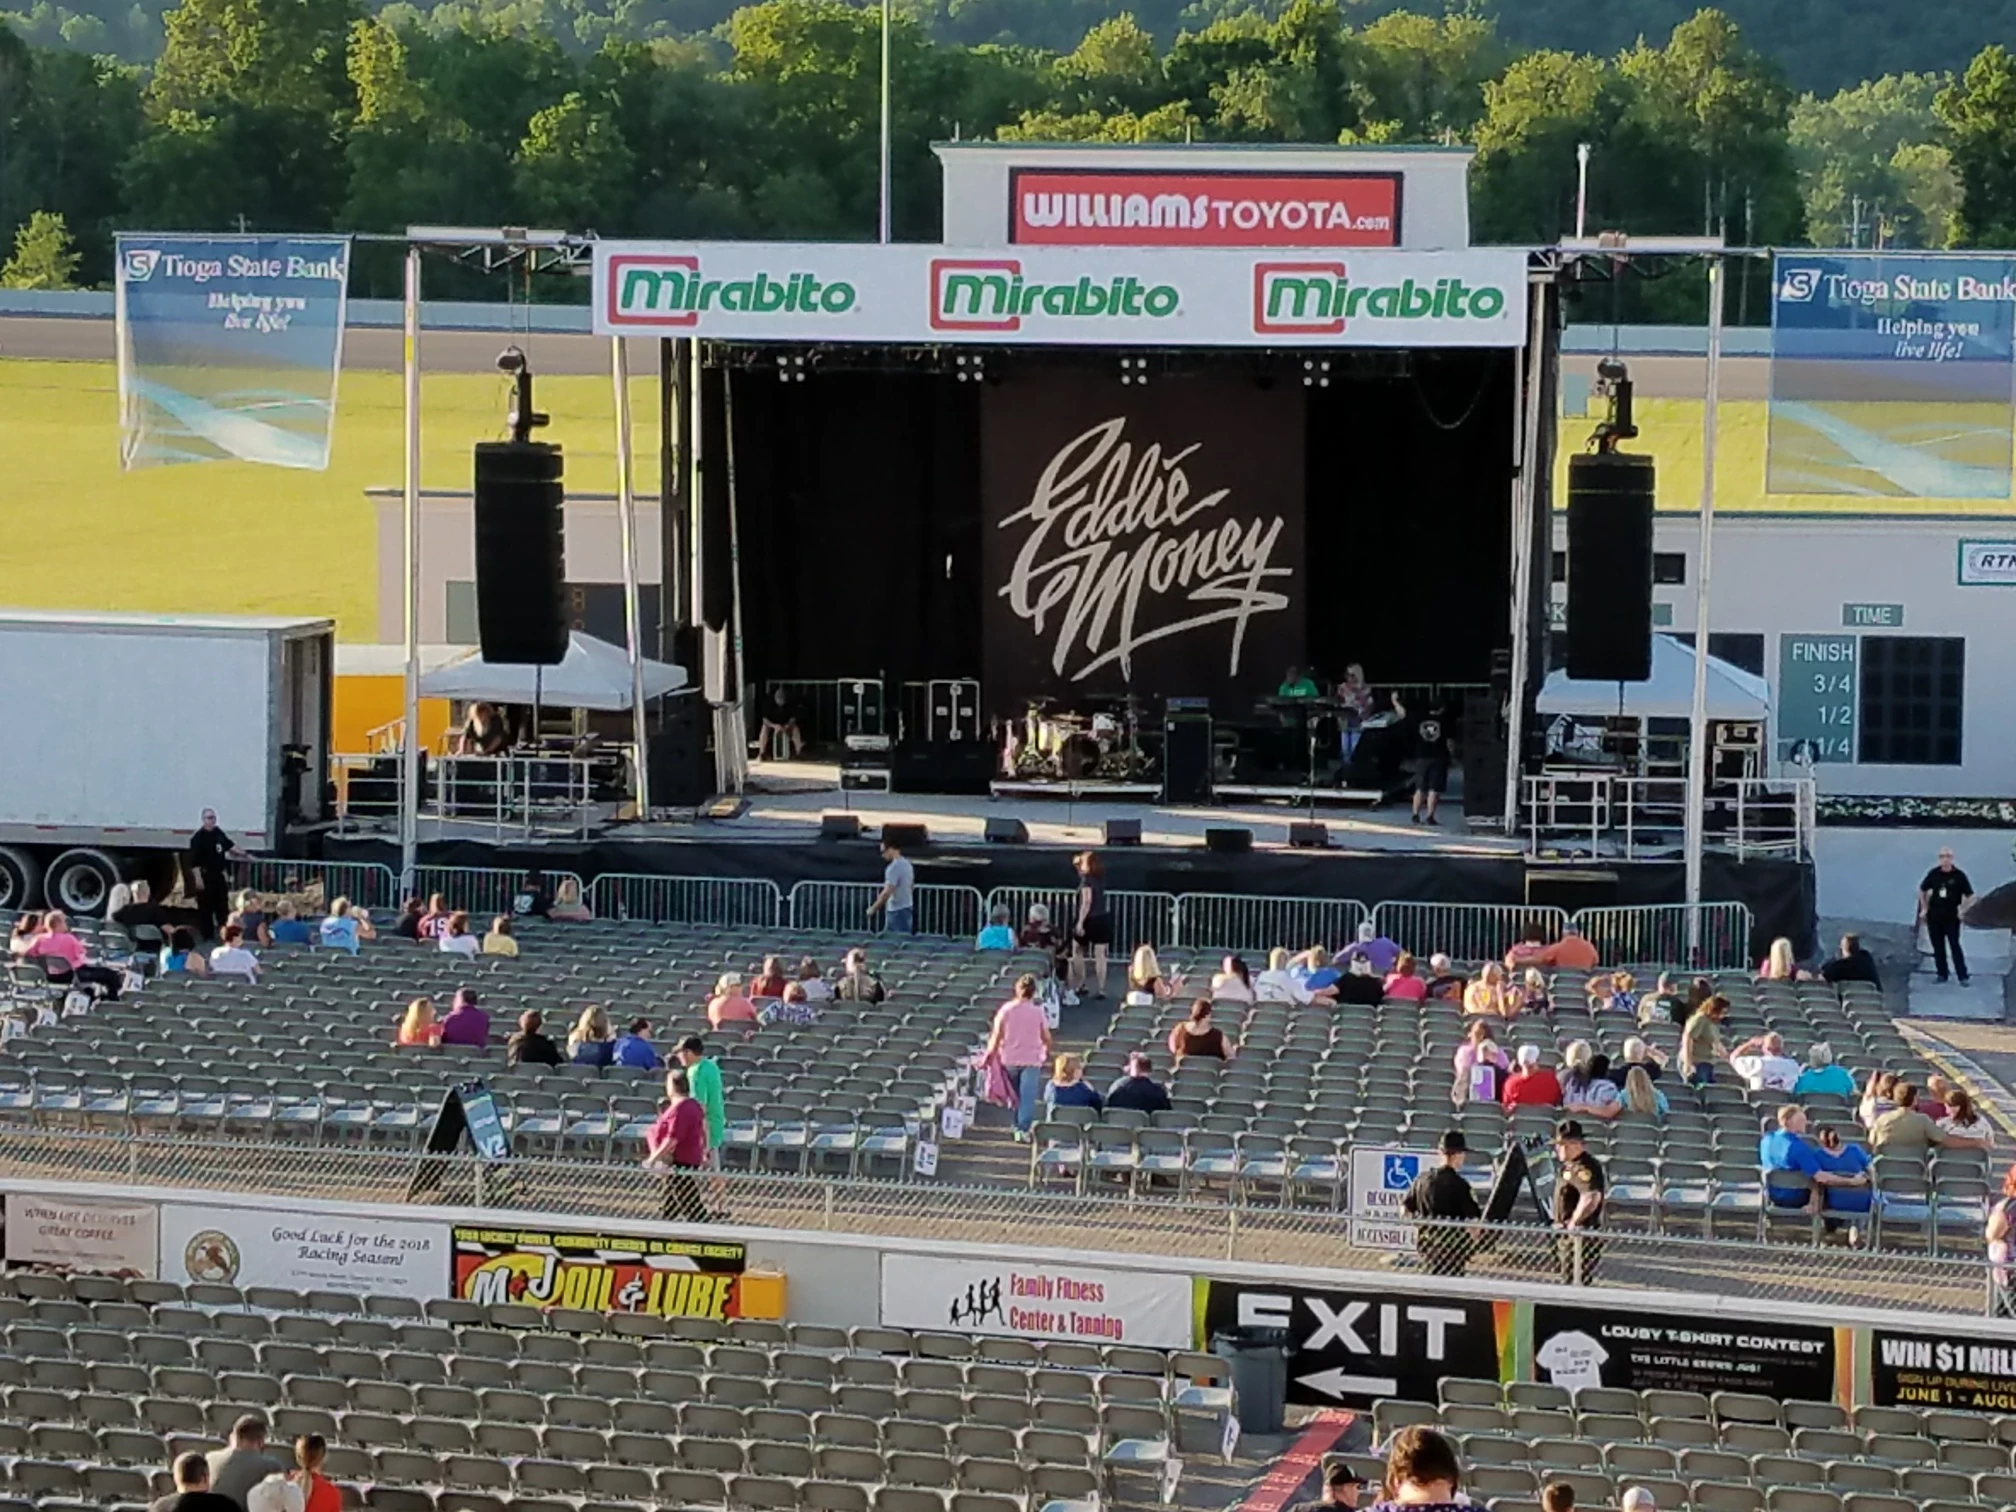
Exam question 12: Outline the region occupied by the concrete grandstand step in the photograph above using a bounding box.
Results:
[1907,971,2008,1022]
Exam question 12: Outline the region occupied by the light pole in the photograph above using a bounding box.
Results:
[878,0,892,244]
[1575,143,1591,241]
[1683,254,1725,961]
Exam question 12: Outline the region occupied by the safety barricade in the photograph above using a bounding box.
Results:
[1371,900,1568,964]
[787,881,987,941]
[412,865,585,919]
[1574,902,1755,971]
[230,859,399,913]
[1173,893,1370,954]
[587,874,785,928]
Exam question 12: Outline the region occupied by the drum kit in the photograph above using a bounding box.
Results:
[1005,695,1156,782]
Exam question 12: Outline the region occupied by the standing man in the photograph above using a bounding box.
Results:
[187,808,245,942]
[1289,1462,1361,1512]
[868,838,916,936]
[207,1414,284,1509]
[1918,847,1975,986]
[1409,704,1452,826]
[1552,1120,1606,1284]
[1401,1131,1483,1276]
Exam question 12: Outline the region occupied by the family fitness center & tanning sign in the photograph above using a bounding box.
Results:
[593,242,1526,348]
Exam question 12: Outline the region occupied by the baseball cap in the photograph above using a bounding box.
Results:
[1554,1119,1586,1142]
[1438,1130,1468,1155]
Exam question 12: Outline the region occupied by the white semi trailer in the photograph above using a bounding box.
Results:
[0,610,335,913]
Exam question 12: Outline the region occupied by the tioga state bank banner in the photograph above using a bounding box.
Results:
[981,370,1304,706]
[593,241,1528,347]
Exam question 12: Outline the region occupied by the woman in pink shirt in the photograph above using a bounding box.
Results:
[25,912,86,973]
[1383,951,1428,1003]
[984,974,1054,1140]
[1452,1018,1510,1104]
[707,972,760,1033]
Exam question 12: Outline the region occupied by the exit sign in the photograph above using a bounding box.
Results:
[1842,602,1903,628]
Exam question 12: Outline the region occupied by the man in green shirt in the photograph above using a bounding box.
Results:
[677,1035,726,1156]
[1277,666,1320,698]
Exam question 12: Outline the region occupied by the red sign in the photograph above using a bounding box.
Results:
[1010,170,1402,248]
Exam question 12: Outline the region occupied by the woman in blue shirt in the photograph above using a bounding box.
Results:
[1792,1042,1857,1099]
[975,907,1016,952]
[1044,1053,1103,1113]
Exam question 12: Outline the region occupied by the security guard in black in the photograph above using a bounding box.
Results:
[1402,1131,1482,1275]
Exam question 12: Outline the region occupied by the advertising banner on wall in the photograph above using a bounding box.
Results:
[451,1224,748,1320]
[157,1204,445,1296]
[1768,252,2016,499]
[1009,169,1402,248]
[1872,1328,2016,1410]
[1533,1303,1839,1401]
[5,1195,158,1275]
[114,233,351,471]
[881,1254,1192,1348]
[594,242,1527,348]
[1197,1279,1502,1408]
[980,369,1303,708]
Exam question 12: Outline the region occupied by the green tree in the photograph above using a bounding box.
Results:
[0,205,79,285]
[515,87,635,224]
[150,0,359,116]
[1936,44,2016,246]
[1351,9,1500,143]
[1790,73,1957,246]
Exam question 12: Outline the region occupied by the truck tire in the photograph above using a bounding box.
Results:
[46,848,124,918]
[0,846,44,912]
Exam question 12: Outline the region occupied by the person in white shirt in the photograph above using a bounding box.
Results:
[437,910,480,958]
[1210,955,1257,1003]
[209,923,261,982]
[796,956,834,1002]
[1255,946,1321,1004]
[1728,1031,1802,1092]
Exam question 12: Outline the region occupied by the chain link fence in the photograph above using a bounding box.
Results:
[0,1127,1991,1316]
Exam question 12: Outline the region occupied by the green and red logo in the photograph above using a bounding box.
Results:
[1252,260,1508,335]
[605,253,858,328]
[930,257,1181,332]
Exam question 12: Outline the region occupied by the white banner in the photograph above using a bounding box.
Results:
[594,241,1528,348]
[6,1194,159,1275]
[158,1203,448,1297]
[1349,1145,1437,1250]
[879,1253,1192,1348]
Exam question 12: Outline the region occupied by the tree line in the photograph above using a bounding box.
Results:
[8,0,2016,303]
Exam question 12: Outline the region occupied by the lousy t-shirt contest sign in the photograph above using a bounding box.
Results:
[593,241,1527,348]
[880,1254,1192,1349]
[1532,1303,1839,1402]
[115,233,351,471]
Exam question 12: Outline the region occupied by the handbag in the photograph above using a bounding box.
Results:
[981,1051,1016,1109]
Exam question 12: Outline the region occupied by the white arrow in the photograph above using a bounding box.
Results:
[1296,1367,1398,1399]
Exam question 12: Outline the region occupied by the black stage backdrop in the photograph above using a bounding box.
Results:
[980,369,1305,711]
[1307,351,1517,684]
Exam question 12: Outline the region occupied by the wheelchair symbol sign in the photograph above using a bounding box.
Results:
[1383,1154,1420,1190]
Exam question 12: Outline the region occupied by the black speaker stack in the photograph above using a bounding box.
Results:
[1162,700,1213,805]
[473,441,569,666]
[1564,450,1655,683]
[648,693,714,809]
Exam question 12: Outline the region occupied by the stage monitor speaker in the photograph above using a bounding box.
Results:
[819,813,862,841]
[1565,451,1655,683]
[473,440,568,665]
[1103,818,1142,846]
[985,817,1029,845]
[881,822,929,850]
[1205,827,1252,855]
[648,694,713,809]
[1287,821,1329,849]
[1162,712,1213,805]
[890,738,993,797]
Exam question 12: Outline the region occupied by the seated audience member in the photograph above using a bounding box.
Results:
[568,1005,616,1066]
[1211,955,1257,1003]
[1517,967,1551,1016]
[8,912,41,956]
[1679,995,1729,1085]
[1369,1424,1467,1512]
[1462,962,1513,1017]
[708,973,760,1030]
[1757,936,1808,981]
[155,1448,238,1511]
[1501,1044,1563,1108]
[1921,1074,1954,1121]
[975,908,1017,952]
[247,1471,305,1512]
[1792,1042,1856,1099]
[613,1017,659,1069]
[758,981,822,1026]
[24,911,85,973]
[1639,971,1685,1024]
[1589,971,1639,1016]
[796,957,833,1002]
[1340,920,1402,976]
[1540,923,1600,970]
[512,872,552,919]
[1424,954,1466,1003]
[437,911,479,957]
[1334,957,1386,1007]
[209,923,261,982]
[1018,904,1058,954]
[506,1010,563,1067]
[1168,999,1236,1064]
[1941,1086,1997,1149]
[391,897,425,940]
[482,916,519,957]
[318,897,366,954]
[1860,1069,1900,1127]
[416,894,450,941]
[1106,1053,1171,1114]
[1453,1019,1509,1104]
[833,948,886,1004]
[1617,1036,1667,1084]
[550,877,594,922]
[395,997,441,1047]
[749,955,790,1000]
[1383,952,1429,1003]
[233,891,274,948]
[1257,947,1328,1004]
[1870,1081,1962,1154]
[1562,1045,1623,1121]
[1761,1104,1873,1213]
[1286,945,1340,992]
[1819,931,1882,988]
[161,927,209,976]
[112,881,169,937]
[1126,946,1182,1006]
[1622,1065,1668,1118]
[437,988,489,1048]
[1728,1031,1802,1092]
[269,901,314,946]
[1045,1053,1104,1112]
[1505,924,1551,970]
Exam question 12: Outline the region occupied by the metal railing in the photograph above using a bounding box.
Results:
[229,859,401,913]
[589,874,785,928]
[1525,773,1816,862]
[1174,894,1369,955]
[1372,902,1568,964]
[0,1127,1992,1316]
[412,865,586,917]
[1576,902,1754,970]
[433,753,604,841]
[787,882,988,940]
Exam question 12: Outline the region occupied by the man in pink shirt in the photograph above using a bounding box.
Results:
[984,974,1054,1141]
[644,1069,710,1221]
[437,989,491,1048]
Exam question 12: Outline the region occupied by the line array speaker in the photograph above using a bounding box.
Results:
[881,822,929,851]
[473,440,568,665]
[984,817,1029,845]
[1103,818,1142,846]
[1565,451,1655,683]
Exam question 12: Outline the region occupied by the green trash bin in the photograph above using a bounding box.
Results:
[1211,1324,1291,1434]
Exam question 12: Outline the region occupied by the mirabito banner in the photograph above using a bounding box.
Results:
[593,242,1528,347]
[450,1224,748,1320]
[115,233,350,470]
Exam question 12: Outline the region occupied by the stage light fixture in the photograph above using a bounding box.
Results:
[1301,357,1332,390]
[1118,355,1150,387]
[775,353,808,384]
[954,353,987,384]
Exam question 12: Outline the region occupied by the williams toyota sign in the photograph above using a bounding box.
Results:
[593,241,1526,347]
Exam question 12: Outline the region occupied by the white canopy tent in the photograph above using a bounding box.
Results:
[1537,633,1771,721]
[421,631,687,711]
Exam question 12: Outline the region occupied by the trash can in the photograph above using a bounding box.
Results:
[1211,1325,1291,1435]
